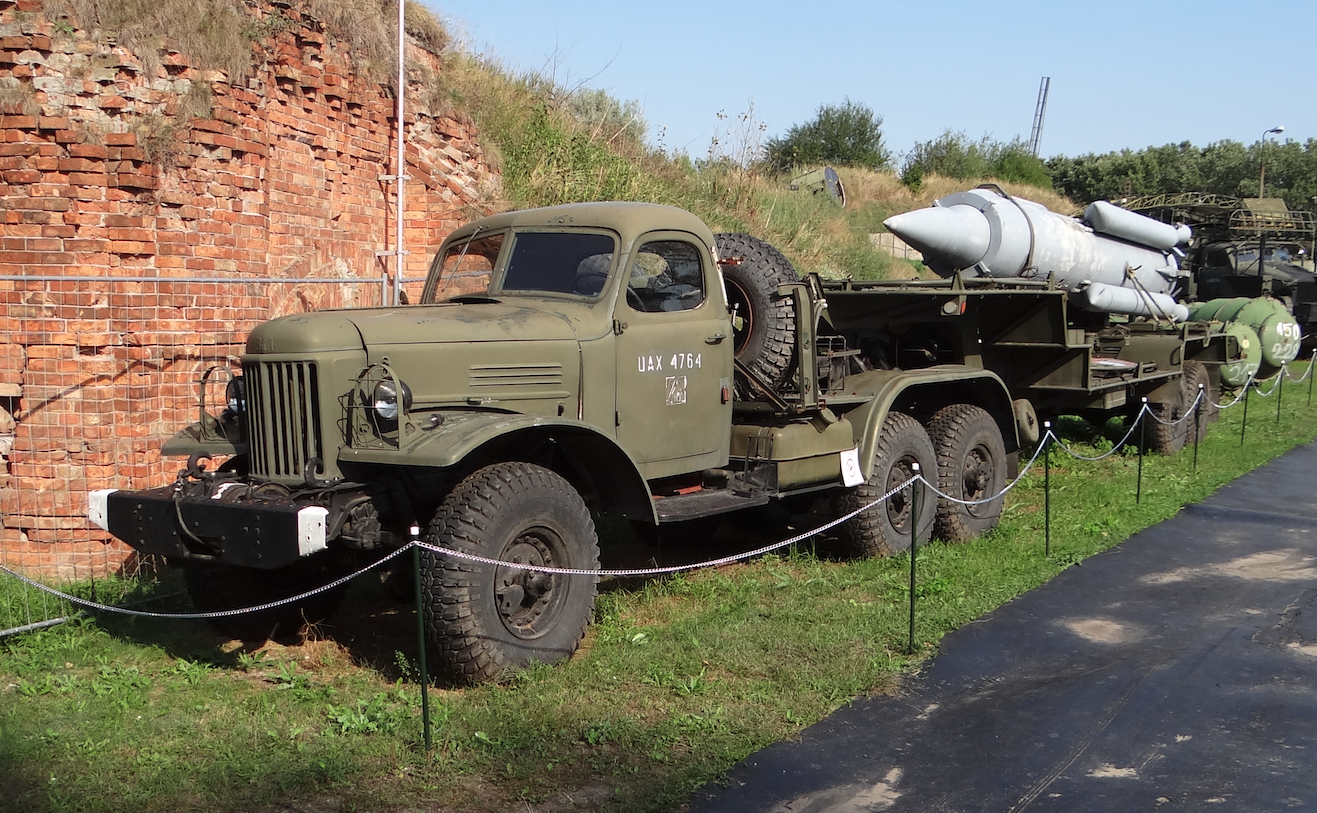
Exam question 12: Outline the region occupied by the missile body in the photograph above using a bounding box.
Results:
[884,188,1190,317]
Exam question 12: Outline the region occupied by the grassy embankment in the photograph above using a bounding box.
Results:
[433,50,1074,281]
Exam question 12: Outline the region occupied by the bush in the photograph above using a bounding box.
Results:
[901,131,1051,191]
[766,99,891,173]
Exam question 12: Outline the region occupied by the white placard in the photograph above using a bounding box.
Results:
[840,448,865,487]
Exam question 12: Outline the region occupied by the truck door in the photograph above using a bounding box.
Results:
[614,234,733,480]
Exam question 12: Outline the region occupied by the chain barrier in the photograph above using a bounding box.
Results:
[0,544,415,620]
[913,431,1050,507]
[4,358,1312,622]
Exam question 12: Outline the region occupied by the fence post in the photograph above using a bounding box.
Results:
[1193,384,1202,471]
[411,528,433,753]
[1309,357,1315,407]
[908,463,920,656]
[1277,364,1284,425]
[1137,398,1146,504]
[1241,380,1250,446]
[1043,422,1052,557]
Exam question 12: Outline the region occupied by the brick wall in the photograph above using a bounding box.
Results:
[0,0,499,578]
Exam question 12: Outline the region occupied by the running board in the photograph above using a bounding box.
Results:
[653,489,769,522]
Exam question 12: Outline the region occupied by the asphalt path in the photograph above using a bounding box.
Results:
[687,441,1317,812]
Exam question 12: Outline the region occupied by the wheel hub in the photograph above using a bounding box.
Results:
[963,446,993,516]
[494,532,563,639]
[885,455,918,531]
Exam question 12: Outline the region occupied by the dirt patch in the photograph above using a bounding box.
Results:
[1141,548,1317,585]
[1057,617,1144,645]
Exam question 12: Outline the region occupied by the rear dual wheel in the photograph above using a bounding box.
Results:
[830,406,1008,557]
[831,412,937,558]
[927,404,1008,543]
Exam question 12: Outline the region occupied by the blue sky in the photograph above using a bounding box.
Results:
[428,0,1316,167]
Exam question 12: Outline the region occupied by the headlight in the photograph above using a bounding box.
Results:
[372,379,412,421]
[225,376,246,413]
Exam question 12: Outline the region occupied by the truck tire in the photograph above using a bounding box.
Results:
[927,404,1007,543]
[422,462,599,684]
[183,558,348,642]
[714,233,800,389]
[1183,359,1217,437]
[829,412,937,558]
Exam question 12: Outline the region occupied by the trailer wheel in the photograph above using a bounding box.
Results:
[183,558,348,642]
[422,462,599,684]
[1183,360,1217,437]
[714,233,800,389]
[928,404,1008,543]
[1145,374,1195,454]
[829,412,937,558]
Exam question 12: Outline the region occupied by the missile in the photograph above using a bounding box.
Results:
[884,187,1192,317]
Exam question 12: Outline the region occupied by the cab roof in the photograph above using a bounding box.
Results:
[445,202,716,250]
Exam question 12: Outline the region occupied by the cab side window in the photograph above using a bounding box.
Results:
[625,240,705,313]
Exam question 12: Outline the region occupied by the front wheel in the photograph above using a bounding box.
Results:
[422,462,599,684]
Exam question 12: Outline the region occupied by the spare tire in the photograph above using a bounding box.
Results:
[714,233,800,389]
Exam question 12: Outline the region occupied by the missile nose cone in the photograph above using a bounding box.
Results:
[884,205,992,271]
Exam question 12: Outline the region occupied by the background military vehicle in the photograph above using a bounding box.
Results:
[90,201,1234,684]
[1119,194,1317,346]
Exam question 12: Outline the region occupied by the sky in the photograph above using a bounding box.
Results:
[427,0,1317,167]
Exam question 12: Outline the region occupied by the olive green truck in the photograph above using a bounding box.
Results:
[89,202,1231,683]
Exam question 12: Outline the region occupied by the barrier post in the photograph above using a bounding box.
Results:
[1043,422,1052,557]
[1241,380,1250,446]
[411,528,433,753]
[908,463,920,656]
[1193,385,1202,471]
[1309,358,1315,407]
[1277,365,1284,425]
[1137,398,1146,504]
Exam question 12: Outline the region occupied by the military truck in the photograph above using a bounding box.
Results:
[1121,194,1317,343]
[89,202,1230,683]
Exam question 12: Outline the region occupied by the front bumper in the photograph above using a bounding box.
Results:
[89,486,328,570]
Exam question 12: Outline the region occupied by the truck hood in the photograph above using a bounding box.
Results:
[247,301,580,355]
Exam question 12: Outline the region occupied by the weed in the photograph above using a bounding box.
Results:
[0,77,40,117]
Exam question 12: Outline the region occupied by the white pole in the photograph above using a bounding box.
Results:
[393,0,407,306]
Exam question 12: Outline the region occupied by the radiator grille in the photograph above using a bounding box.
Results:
[244,360,323,480]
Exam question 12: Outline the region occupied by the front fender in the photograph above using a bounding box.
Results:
[338,411,657,523]
[837,366,1018,479]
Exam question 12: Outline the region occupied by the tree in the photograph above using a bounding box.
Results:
[1046,139,1317,211]
[765,99,890,172]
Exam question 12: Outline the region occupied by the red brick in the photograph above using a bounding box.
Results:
[68,143,109,159]
[67,172,108,186]
[3,169,41,183]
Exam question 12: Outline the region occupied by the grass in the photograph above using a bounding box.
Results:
[4,369,1317,812]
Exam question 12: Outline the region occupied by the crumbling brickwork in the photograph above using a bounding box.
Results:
[0,0,498,578]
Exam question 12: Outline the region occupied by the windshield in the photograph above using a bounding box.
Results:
[498,231,617,297]
[424,229,619,303]
[423,231,506,303]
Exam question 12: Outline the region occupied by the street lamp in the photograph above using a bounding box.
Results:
[1258,125,1285,198]
[1255,126,1284,280]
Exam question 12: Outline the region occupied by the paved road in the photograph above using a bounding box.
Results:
[688,442,1317,812]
